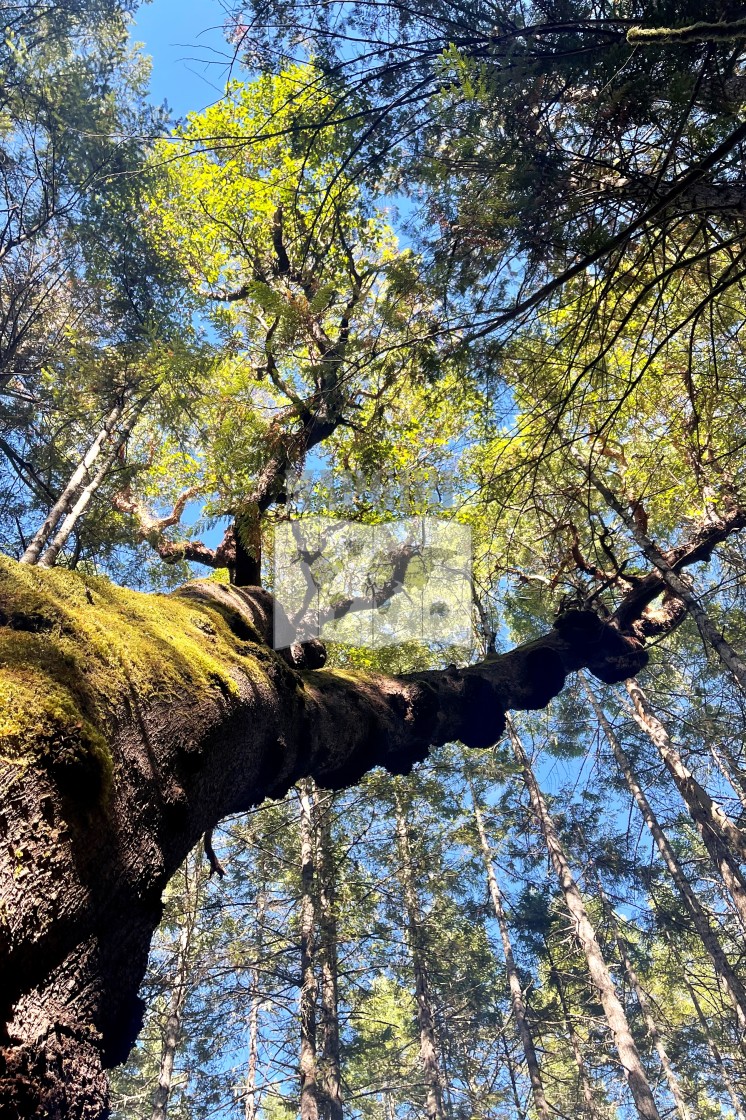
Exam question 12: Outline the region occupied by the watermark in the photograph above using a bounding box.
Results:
[272,514,472,650]
[286,466,457,513]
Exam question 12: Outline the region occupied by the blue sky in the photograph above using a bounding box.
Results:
[129,1,236,551]
[131,0,235,119]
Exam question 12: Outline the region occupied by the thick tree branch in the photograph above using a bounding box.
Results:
[581,461,746,689]
[0,558,649,1117]
[112,487,236,569]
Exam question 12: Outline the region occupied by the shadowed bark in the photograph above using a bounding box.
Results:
[0,559,648,1118]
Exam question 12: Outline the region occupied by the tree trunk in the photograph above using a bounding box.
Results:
[150,853,203,1120]
[39,405,143,569]
[469,780,551,1120]
[582,675,746,1032]
[298,779,320,1120]
[19,399,126,565]
[507,717,662,1120]
[684,974,746,1120]
[624,677,746,930]
[314,791,343,1120]
[593,872,693,1120]
[393,785,446,1120]
[0,555,647,1119]
[244,878,266,1120]
[544,941,600,1120]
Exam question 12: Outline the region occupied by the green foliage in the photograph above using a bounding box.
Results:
[7,6,746,1119]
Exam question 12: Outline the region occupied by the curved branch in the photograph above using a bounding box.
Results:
[113,487,236,569]
[628,19,746,45]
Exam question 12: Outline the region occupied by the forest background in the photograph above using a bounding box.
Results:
[4,3,746,1120]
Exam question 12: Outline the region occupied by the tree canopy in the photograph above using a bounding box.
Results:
[3,2,746,1119]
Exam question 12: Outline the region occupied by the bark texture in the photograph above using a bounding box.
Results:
[314,792,343,1120]
[583,675,746,1033]
[244,881,265,1120]
[470,785,551,1120]
[298,780,320,1120]
[19,400,126,567]
[509,719,662,1120]
[624,677,746,928]
[394,787,446,1120]
[0,556,647,1118]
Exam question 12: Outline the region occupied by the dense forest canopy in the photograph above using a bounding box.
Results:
[4,2,746,1118]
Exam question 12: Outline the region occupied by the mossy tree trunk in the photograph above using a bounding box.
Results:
[0,558,647,1119]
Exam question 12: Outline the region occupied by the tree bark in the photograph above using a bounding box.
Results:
[623,678,746,929]
[508,718,662,1120]
[150,854,203,1120]
[0,556,647,1119]
[39,406,143,570]
[469,781,551,1120]
[582,676,746,1033]
[19,399,126,565]
[393,785,446,1120]
[314,791,343,1120]
[244,874,266,1120]
[298,779,320,1120]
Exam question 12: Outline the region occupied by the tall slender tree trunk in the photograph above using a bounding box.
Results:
[39,403,144,568]
[314,791,343,1120]
[582,676,746,1032]
[507,716,662,1120]
[544,940,600,1120]
[623,677,746,930]
[684,974,746,1120]
[593,872,693,1120]
[393,784,447,1120]
[20,398,127,565]
[151,854,203,1120]
[469,779,551,1120]
[244,877,267,1120]
[298,779,320,1120]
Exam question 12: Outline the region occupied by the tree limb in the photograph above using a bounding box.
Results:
[628,19,746,45]
[0,557,651,1117]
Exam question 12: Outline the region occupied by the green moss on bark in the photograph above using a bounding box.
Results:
[0,557,271,802]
